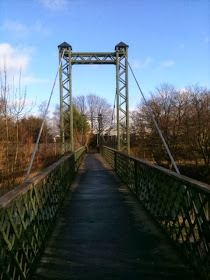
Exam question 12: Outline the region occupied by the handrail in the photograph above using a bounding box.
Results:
[103,146,210,193]
[0,154,70,211]
[0,146,86,280]
[101,145,210,279]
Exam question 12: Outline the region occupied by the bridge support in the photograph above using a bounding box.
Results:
[58,42,130,154]
[115,43,130,154]
[58,42,74,154]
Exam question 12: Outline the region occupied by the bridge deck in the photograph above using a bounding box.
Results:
[33,153,194,279]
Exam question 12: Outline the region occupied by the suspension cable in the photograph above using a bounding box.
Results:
[124,55,203,219]
[24,48,66,183]
[124,55,180,174]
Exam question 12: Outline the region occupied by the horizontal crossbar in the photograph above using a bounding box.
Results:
[63,52,125,64]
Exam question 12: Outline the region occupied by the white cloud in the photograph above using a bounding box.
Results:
[0,43,30,73]
[38,0,69,11]
[159,60,175,69]
[132,57,153,69]
[2,20,50,36]
[0,43,49,87]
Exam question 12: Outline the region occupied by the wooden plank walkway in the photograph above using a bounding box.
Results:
[33,153,195,280]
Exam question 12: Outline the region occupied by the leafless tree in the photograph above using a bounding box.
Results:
[131,83,210,177]
[86,94,112,133]
[73,95,86,115]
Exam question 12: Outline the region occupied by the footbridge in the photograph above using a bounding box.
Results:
[1,42,209,279]
[0,146,209,279]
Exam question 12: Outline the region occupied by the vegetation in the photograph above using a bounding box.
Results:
[0,66,89,192]
[0,89,57,190]
[73,94,112,149]
[73,94,112,133]
[1,60,209,192]
[0,66,111,192]
[131,83,210,184]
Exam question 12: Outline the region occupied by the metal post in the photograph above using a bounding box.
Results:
[58,47,65,155]
[116,51,120,151]
[125,47,130,154]
[115,42,130,154]
[69,48,74,152]
[58,42,73,154]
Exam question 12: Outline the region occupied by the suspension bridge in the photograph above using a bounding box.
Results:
[0,43,209,280]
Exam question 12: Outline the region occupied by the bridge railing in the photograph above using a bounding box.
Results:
[0,146,86,280]
[101,146,210,279]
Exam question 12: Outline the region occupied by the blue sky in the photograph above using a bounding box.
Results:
[0,0,209,114]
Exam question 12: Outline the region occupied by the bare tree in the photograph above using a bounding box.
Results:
[86,94,111,133]
[183,85,210,167]
[0,63,36,188]
[131,83,210,175]
[73,95,86,115]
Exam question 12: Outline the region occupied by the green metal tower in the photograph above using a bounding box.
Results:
[115,42,130,154]
[58,42,130,154]
[58,42,73,154]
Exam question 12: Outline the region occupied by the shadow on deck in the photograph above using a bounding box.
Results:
[32,153,195,280]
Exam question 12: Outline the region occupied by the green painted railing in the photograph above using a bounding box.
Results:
[101,146,210,279]
[0,147,86,280]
